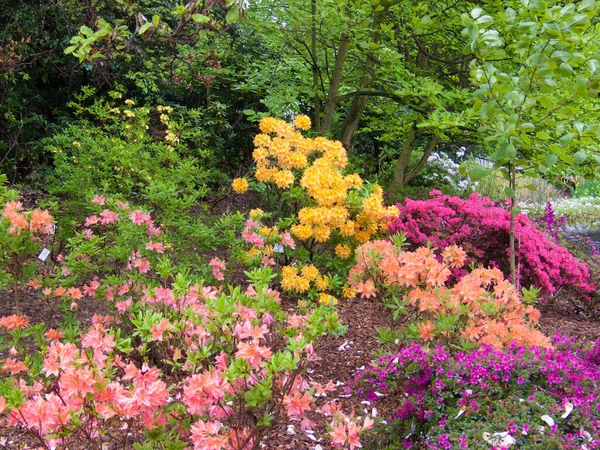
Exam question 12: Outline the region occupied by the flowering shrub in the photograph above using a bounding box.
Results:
[44,90,221,246]
[243,116,399,247]
[0,196,371,449]
[388,191,594,297]
[352,337,600,449]
[0,188,54,313]
[234,209,357,304]
[348,239,549,350]
[1,282,347,449]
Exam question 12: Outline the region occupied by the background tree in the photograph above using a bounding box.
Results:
[239,0,482,185]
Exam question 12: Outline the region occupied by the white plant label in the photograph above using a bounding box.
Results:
[38,248,50,262]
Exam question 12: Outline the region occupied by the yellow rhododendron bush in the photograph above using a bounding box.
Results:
[234,116,399,247]
[348,240,551,350]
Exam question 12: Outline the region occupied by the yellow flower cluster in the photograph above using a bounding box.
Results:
[156,105,179,145]
[232,178,249,194]
[318,293,338,306]
[335,243,352,259]
[280,265,329,294]
[342,285,357,299]
[250,116,399,246]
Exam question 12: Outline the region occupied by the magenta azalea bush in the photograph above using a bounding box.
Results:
[388,191,594,297]
[352,336,600,449]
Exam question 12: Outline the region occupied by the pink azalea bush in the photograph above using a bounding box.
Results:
[0,198,370,449]
[388,191,595,297]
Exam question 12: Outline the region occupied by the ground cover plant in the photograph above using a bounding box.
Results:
[352,337,600,449]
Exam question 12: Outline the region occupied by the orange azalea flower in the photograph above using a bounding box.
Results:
[3,358,28,375]
[461,322,481,341]
[45,328,64,341]
[27,279,42,289]
[418,320,436,341]
[355,279,377,299]
[442,245,467,268]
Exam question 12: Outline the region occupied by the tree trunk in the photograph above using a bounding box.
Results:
[392,122,418,185]
[321,34,350,136]
[339,6,386,148]
[392,124,439,186]
[311,0,321,132]
[509,163,517,286]
[404,134,439,184]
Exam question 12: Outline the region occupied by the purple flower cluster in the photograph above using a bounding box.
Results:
[387,192,594,297]
[535,202,568,243]
[352,337,600,449]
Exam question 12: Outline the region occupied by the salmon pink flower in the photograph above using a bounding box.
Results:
[235,341,272,368]
[283,391,313,417]
[0,315,30,331]
[92,195,106,205]
[150,319,171,342]
[100,209,119,224]
[130,209,152,226]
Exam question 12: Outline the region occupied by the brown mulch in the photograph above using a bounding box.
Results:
[539,296,600,344]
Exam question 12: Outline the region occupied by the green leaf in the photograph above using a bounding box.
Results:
[559,133,574,146]
[536,131,551,140]
[546,153,559,166]
[574,150,587,164]
[64,45,77,54]
[226,6,240,24]
[469,165,488,181]
[138,23,152,34]
[559,62,574,75]
[80,26,94,38]
[192,14,210,23]
[504,186,515,198]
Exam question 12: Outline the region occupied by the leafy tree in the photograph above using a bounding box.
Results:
[239,0,480,185]
[463,0,600,282]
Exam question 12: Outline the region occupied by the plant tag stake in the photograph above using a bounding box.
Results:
[38,248,50,262]
[273,243,285,253]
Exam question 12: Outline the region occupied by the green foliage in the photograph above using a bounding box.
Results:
[574,180,600,198]
[43,90,225,242]
[465,0,600,187]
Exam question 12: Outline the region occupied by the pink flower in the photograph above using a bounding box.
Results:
[134,258,151,274]
[281,232,296,250]
[150,319,170,342]
[100,209,119,225]
[235,341,272,368]
[116,298,132,314]
[261,256,276,266]
[283,391,312,418]
[146,241,164,253]
[130,210,152,226]
[84,215,100,226]
[92,195,106,205]
[209,257,226,281]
